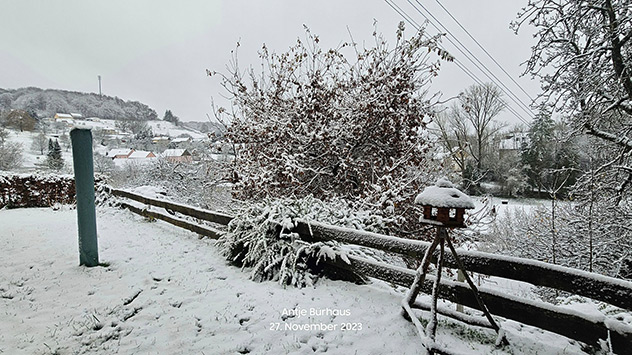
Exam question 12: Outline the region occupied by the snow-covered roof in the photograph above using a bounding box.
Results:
[107,148,133,157]
[171,137,191,143]
[128,150,155,159]
[499,132,529,151]
[70,113,83,118]
[162,149,189,157]
[414,178,474,209]
[55,113,73,119]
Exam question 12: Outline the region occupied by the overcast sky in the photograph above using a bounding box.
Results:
[0,0,537,125]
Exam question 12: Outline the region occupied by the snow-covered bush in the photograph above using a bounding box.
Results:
[487,202,632,279]
[217,196,392,287]
[211,22,450,234]
[0,141,22,171]
[108,157,234,212]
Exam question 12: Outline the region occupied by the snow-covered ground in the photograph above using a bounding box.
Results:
[145,120,207,140]
[472,195,549,216]
[3,130,73,170]
[0,206,592,354]
[76,118,207,140]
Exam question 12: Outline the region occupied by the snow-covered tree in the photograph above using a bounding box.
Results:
[433,83,506,191]
[514,0,632,277]
[521,110,581,197]
[115,119,151,138]
[211,23,451,230]
[163,109,180,126]
[514,0,632,198]
[521,108,556,194]
[93,152,115,175]
[1,109,36,132]
[457,83,507,174]
[31,132,48,155]
[59,133,70,152]
[47,138,64,171]
[0,129,22,171]
[0,127,9,146]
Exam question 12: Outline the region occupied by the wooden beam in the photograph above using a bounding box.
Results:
[323,254,632,352]
[410,302,494,329]
[294,220,632,311]
[120,202,224,239]
[109,187,234,226]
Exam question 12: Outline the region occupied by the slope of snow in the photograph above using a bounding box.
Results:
[4,130,73,171]
[146,120,207,139]
[76,118,206,140]
[0,207,591,354]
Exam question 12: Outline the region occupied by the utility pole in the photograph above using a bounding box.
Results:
[98,75,102,97]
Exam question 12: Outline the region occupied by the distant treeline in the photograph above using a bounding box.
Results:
[0,87,158,121]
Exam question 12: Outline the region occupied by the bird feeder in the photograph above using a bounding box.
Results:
[414,178,474,228]
[403,178,508,351]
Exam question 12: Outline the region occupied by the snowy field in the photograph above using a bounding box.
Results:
[75,118,207,140]
[0,206,592,354]
[3,130,73,171]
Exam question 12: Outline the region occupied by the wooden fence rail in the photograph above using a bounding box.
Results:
[293,220,632,312]
[118,201,224,239]
[108,187,233,226]
[109,187,632,352]
[323,254,632,351]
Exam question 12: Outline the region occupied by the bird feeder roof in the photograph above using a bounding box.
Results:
[414,178,475,209]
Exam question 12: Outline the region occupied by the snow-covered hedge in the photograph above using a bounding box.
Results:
[217,196,392,287]
[0,173,77,209]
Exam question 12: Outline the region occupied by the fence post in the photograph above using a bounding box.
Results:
[456,269,465,313]
[70,128,99,267]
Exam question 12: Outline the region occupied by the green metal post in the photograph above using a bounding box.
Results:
[70,128,99,267]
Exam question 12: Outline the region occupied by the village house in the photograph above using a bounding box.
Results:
[498,132,529,159]
[128,150,156,159]
[106,148,134,159]
[161,149,192,163]
[152,136,171,144]
[53,113,75,126]
[54,113,73,120]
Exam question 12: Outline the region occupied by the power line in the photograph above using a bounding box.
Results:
[383,0,530,125]
[434,0,535,102]
[383,0,482,87]
[408,0,533,123]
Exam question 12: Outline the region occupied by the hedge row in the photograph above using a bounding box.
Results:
[0,174,76,209]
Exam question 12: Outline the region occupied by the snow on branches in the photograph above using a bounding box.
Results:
[514,0,632,121]
[216,196,393,287]
[210,22,450,231]
[514,0,632,278]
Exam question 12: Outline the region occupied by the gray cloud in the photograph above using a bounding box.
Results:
[0,0,537,124]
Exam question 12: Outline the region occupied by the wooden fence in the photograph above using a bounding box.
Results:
[108,187,632,352]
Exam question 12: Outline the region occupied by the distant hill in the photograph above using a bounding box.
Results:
[182,121,225,136]
[0,87,158,121]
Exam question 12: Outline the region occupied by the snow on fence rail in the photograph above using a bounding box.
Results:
[109,187,632,351]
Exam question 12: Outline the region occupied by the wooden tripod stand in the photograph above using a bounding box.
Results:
[401,226,508,354]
